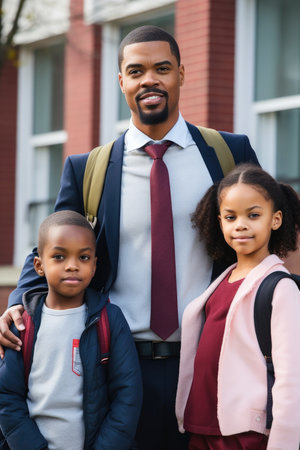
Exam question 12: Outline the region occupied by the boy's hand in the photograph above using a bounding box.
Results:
[0,305,25,358]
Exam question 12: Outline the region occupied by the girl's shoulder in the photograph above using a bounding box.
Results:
[262,269,300,313]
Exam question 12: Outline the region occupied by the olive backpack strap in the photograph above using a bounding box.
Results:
[197,126,235,176]
[254,271,300,429]
[83,140,115,228]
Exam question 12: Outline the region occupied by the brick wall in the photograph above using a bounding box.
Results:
[0,287,13,314]
[64,0,101,158]
[0,266,21,313]
[176,0,235,131]
[0,59,18,265]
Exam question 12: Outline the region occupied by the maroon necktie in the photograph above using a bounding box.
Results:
[144,141,179,340]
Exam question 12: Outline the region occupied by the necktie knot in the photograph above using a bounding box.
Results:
[144,141,172,160]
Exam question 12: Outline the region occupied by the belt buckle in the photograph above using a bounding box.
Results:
[152,342,167,360]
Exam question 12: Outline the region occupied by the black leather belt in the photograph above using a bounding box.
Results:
[135,341,181,360]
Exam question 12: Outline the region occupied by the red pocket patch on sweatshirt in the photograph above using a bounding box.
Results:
[72,339,82,376]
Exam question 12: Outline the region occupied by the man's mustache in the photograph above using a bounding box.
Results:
[135,88,168,102]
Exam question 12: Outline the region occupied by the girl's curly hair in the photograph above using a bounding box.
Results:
[191,163,300,264]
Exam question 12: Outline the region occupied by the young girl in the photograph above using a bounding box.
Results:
[176,163,300,450]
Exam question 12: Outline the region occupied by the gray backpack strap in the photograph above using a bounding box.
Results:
[197,126,235,176]
[83,140,115,228]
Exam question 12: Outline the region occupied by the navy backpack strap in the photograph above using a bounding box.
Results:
[254,271,300,429]
[20,311,35,389]
[97,303,110,365]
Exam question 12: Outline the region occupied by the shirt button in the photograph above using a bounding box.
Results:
[256,416,261,422]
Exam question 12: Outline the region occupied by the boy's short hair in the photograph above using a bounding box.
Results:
[118,25,181,70]
[38,210,96,255]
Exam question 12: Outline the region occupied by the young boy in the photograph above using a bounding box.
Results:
[0,210,142,450]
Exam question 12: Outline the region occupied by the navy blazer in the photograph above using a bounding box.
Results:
[9,123,258,306]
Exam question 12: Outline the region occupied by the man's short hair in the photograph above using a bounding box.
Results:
[38,210,96,255]
[118,25,181,70]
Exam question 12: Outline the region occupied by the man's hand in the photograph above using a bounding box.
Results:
[0,305,25,358]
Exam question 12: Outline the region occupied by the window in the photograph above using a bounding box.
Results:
[33,45,64,134]
[29,44,65,245]
[254,0,300,191]
[28,144,63,246]
[255,0,300,101]
[235,0,300,193]
[276,108,300,191]
[15,42,66,264]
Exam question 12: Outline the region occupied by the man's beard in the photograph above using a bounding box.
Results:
[135,88,169,125]
[137,102,169,125]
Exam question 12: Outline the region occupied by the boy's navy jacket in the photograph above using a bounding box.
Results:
[0,287,143,450]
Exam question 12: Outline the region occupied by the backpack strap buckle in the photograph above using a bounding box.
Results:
[86,214,97,229]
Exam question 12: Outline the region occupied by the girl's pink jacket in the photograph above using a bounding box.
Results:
[176,255,300,450]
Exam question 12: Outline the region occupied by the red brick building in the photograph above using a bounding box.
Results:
[1,0,300,311]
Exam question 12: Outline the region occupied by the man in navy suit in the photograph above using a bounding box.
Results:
[0,26,258,449]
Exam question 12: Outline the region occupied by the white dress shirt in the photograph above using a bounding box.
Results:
[109,114,213,341]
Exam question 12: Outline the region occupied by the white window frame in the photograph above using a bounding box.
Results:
[234,0,257,147]
[100,24,120,144]
[14,44,67,266]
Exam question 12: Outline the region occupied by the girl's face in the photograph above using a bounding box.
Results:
[218,183,282,264]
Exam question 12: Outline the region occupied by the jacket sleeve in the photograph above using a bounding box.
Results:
[267,278,300,449]
[0,327,48,450]
[94,305,143,450]
[8,155,87,308]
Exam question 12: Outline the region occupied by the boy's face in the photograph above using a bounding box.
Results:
[34,225,97,309]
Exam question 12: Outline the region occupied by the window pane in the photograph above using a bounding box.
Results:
[255,0,300,101]
[276,108,300,193]
[29,144,63,245]
[33,44,65,134]
[118,14,175,121]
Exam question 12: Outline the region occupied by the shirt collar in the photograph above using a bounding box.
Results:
[125,113,193,152]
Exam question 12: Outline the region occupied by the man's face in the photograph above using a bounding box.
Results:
[118,40,184,132]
